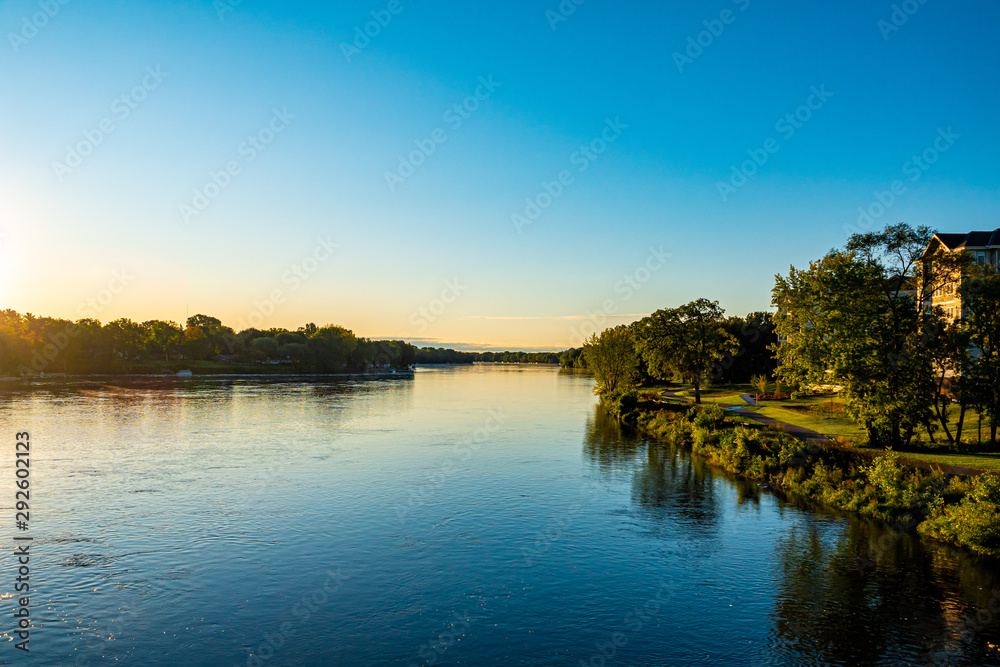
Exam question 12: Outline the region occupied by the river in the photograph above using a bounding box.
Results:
[1,364,998,665]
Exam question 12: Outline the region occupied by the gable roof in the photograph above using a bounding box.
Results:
[930,229,1000,250]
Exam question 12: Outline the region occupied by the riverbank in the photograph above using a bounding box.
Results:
[645,383,1000,474]
[633,402,1000,560]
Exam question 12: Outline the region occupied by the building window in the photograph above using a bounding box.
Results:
[978,251,986,265]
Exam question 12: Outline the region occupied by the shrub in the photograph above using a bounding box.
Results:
[920,474,1000,557]
[601,388,640,423]
[634,396,1000,558]
[692,404,728,430]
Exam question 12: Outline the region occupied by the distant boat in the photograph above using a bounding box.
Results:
[176,370,193,377]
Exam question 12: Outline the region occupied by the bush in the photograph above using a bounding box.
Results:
[601,387,640,423]
[637,409,692,445]
[633,399,1000,558]
[920,474,1000,557]
[692,404,728,430]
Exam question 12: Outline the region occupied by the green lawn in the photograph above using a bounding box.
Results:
[638,383,1000,473]
[891,450,1000,473]
[639,383,754,406]
[753,395,867,440]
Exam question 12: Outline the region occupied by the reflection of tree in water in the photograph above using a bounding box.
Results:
[630,440,723,533]
[764,517,1000,666]
[582,404,642,474]
[584,405,1000,665]
[583,405,722,535]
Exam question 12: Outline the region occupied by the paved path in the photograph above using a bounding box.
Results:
[658,388,984,475]
[659,388,835,445]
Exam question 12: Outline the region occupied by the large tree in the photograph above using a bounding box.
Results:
[185,314,235,356]
[962,267,1000,444]
[631,299,737,404]
[772,223,969,448]
[581,325,639,395]
[712,311,778,383]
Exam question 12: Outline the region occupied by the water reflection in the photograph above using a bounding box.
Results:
[582,405,641,473]
[583,403,1000,666]
[764,519,1000,666]
[583,405,722,536]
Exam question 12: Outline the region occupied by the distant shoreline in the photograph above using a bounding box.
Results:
[1,370,414,383]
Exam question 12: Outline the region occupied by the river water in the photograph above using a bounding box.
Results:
[1,364,998,666]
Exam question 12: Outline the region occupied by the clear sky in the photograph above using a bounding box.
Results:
[2,0,998,351]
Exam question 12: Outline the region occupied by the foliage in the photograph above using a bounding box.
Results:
[413,348,562,365]
[581,325,640,395]
[1,309,415,376]
[711,312,779,383]
[636,403,1000,557]
[601,387,640,423]
[920,473,1000,556]
[772,223,970,448]
[632,299,738,404]
[558,347,586,368]
[961,267,1000,444]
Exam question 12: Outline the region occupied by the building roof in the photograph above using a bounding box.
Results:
[932,229,1000,250]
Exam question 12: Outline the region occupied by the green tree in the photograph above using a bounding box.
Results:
[581,325,639,395]
[279,342,311,370]
[632,299,737,404]
[182,326,213,361]
[105,318,146,363]
[306,325,358,373]
[962,267,1000,444]
[772,223,969,448]
[712,312,778,383]
[143,320,183,361]
[251,336,279,360]
[185,314,235,356]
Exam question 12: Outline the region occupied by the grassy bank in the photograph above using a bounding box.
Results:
[635,404,1000,559]
[644,382,1000,473]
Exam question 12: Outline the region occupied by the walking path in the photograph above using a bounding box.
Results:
[658,388,983,475]
[659,388,834,444]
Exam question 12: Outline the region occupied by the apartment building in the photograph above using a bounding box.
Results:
[922,229,1000,322]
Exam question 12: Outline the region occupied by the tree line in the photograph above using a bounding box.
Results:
[2,312,415,375]
[583,223,1000,448]
[1,309,575,376]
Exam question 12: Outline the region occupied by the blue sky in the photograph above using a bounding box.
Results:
[2,0,998,350]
